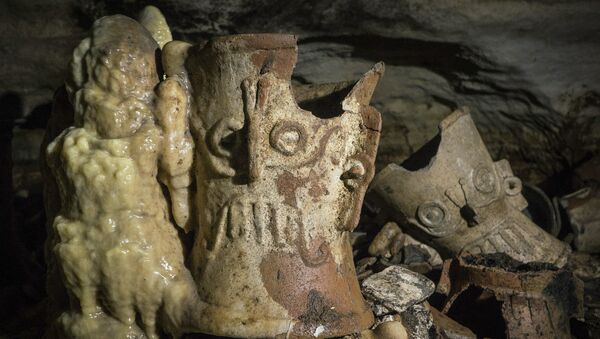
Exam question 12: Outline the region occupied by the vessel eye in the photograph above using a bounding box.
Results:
[269,122,306,156]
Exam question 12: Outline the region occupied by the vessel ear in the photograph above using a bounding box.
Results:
[205,118,244,178]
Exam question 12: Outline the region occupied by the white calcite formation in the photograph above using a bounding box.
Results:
[43,11,197,338]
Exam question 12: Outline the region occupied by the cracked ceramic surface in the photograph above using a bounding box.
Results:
[180,33,383,338]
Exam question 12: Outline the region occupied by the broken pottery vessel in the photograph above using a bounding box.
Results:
[175,34,383,338]
[561,185,600,253]
[368,109,570,266]
[438,254,584,338]
[568,252,600,337]
[521,182,562,236]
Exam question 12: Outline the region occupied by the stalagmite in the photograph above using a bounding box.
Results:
[43,13,197,338]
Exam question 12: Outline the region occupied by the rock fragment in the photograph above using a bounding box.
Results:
[361,265,435,314]
[368,221,404,258]
[399,302,436,339]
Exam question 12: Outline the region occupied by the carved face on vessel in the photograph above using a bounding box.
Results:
[369,110,570,267]
[185,35,382,250]
[182,34,383,337]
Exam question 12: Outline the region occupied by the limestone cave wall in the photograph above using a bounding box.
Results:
[2,0,599,189]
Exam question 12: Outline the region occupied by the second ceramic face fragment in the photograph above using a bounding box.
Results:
[369,109,570,267]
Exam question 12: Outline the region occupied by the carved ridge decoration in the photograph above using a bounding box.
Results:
[184,32,383,338]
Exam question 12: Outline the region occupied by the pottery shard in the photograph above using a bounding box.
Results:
[439,253,584,339]
[429,306,476,339]
[361,265,435,313]
[561,185,600,253]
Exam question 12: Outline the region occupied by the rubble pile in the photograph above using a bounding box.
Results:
[349,204,594,338]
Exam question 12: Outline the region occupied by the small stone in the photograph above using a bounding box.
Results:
[403,244,431,265]
[373,321,408,339]
[368,222,403,257]
[403,234,443,267]
[399,302,436,339]
[366,320,409,339]
[366,299,393,317]
[356,256,377,274]
[390,235,405,258]
[361,265,435,313]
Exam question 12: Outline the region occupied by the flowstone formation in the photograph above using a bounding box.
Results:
[43,12,197,338]
[42,7,384,339]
